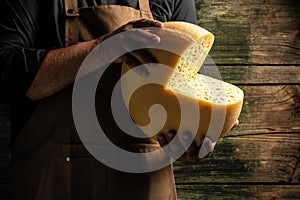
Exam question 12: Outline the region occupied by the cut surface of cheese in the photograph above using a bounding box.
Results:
[121,21,244,146]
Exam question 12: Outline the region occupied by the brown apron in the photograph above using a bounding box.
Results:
[10,0,177,199]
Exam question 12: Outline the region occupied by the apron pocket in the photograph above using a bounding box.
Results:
[57,144,108,200]
[56,143,177,200]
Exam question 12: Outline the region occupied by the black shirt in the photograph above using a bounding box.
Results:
[0,0,197,139]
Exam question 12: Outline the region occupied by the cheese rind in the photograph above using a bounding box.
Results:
[121,21,243,146]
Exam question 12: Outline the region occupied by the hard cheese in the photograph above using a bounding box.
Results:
[121,21,244,146]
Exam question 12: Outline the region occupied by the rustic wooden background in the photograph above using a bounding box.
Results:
[1,0,300,199]
[174,0,300,199]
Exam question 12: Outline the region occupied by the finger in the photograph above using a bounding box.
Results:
[121,53,149,77]
[177,132,200,163]
[165,130,176,143]
[157,134,168,147]
[231,119,239,130]
[181,132,199,157]
[158,131,185,159]
[235,119,239,126]
[127,29,161,44]
[120,29,160,54]
[166,131,186,159]
[133,19,163,28]
[198,137,216,159]
[157,133,178,160]
[129,49,157,66]
[186,142,199,157]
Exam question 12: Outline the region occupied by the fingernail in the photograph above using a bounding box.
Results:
[211,141,216,149]
[152,36,160,43]
[135,68,149,77]
[182,132,189,140]
[148,63,156,68]
[198,145,210,159]
[198,137,215,159]
[167,132,174,139]
[207,138,216,149]
[157,135,163,141]
[157,22,164,28]
[139,71,148,77]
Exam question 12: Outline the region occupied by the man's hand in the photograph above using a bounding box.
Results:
[157,120,239,163]
[101,19,164,76]
[27,19,163,100]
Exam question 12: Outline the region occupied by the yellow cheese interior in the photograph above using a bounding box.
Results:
[121,22,244,146]
[166,44,243,105]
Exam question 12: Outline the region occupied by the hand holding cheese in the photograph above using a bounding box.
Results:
[121,21,244,147]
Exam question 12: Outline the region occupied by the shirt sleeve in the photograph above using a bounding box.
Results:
[0,0,48,98]
[170,0,197,24]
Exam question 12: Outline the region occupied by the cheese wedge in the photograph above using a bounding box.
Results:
[121,21,244,146]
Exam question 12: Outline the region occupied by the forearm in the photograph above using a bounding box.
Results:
[26,19,163,100]
[26,38,102,100]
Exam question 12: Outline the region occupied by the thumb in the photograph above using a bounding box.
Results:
[198,137,216,159]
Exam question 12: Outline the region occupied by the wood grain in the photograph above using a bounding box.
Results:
[292,156,300,183]
[174,134,300,184]
[195,0,300,65]
[0,0,300,199]
[203,65,300,85]
[231,85,300,136]
[176,184,300,200]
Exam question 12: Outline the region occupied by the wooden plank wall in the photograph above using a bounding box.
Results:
[0,0,300,199]
[174,0,300,199]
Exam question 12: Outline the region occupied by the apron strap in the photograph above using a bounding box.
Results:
[63,0,153,46]
[63,0,153,19]
[138,0,154,19]
[64,0,80,46]
[64,0,79,17]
